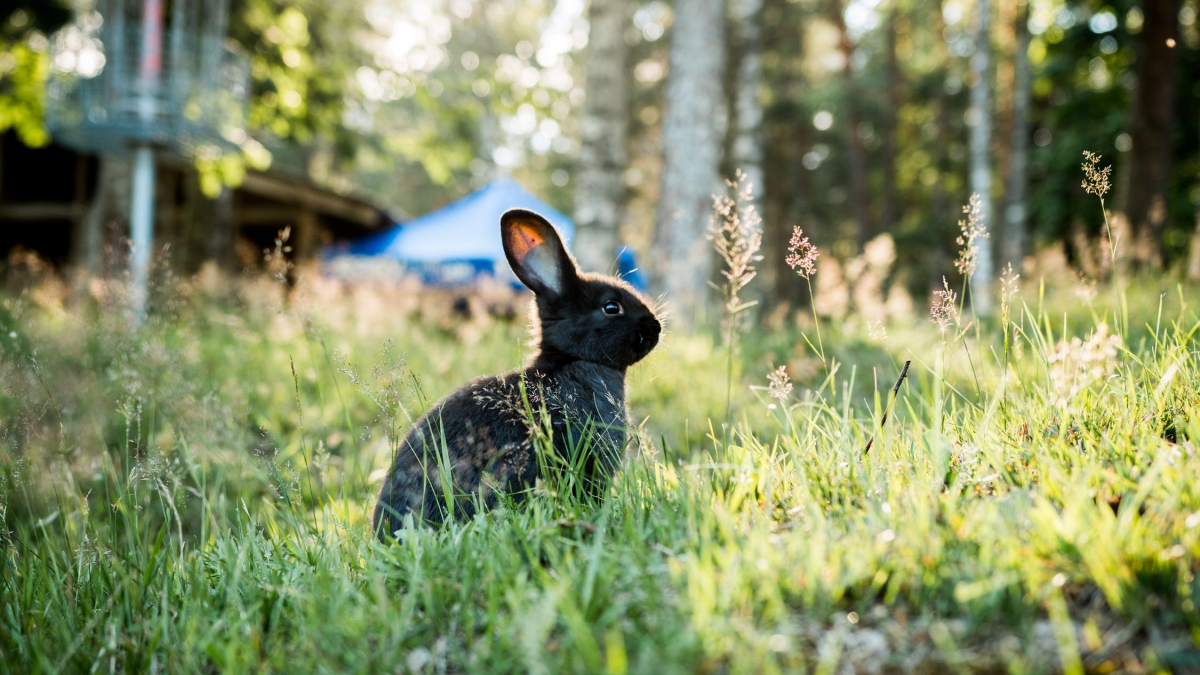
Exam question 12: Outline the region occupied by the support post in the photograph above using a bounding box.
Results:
[129,146,156,316]
[129,0,163,323]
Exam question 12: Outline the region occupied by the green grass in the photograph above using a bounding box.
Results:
[1,274,1199,674]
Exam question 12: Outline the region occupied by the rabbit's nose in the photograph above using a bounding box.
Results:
[638,318,661,351]
[641,317,661,337]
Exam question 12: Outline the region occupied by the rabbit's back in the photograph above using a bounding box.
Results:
[373,371,531,535]
[372,362,629,538]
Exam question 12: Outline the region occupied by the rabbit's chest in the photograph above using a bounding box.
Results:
[539,364,628,448]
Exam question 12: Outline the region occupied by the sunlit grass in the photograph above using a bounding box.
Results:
[1,271,1198,673]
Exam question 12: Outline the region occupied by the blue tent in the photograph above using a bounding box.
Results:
[326,176,647,290]
[325,177,574,286]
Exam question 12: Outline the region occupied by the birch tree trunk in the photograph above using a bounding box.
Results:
[1115,0,1179,265]
[573,0,629,274]
[1001,0,1030,269]
[729,0,765,199]
[968,0,994,313]
[652,0,726,313]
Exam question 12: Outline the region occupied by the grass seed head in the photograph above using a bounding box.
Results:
[955,194,989,277]
[708,169,764,342]
[930,276,959,334]
[1081,151,1112,199]
[786,227,819,280]
[1000,263,1020,311]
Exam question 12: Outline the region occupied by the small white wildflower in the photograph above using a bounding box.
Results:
[767,366,792,402]
[1073,273,1098,306]
[407,647,431,673]
[1045,323,1122,413]
[867,319,888,341]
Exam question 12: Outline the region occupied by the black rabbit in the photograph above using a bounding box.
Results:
[373,208,661,539]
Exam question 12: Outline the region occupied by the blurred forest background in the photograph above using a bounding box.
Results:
[1,0,1198,315]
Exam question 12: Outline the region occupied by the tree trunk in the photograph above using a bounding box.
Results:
[761,0,808,308]
[177,175,236,274]
[729,0,765,201]
[929,0,952,289]
[1191,116,1200,281]
[573,0,629,274]
[652,0,726,314]
[832,3,870,247]
[208,187,236,270]
[1188,205,1200,282]
[881,9,899,231]
[1115,0,1179,265]
[75,155,133,277]
[968,0,994,313]
[1001,0,1030,269]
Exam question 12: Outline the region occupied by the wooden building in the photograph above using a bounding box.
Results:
[0,132,396,275]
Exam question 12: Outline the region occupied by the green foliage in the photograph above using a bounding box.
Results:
[0,38,49,146]
[233,0,352,145]
[1,269,1199,672]
[0,3,69,147]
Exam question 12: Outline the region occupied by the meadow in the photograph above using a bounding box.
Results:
[1,249,1199,674]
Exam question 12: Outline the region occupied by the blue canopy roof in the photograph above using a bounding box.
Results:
[326,176,646,290]
[338,176,572,259]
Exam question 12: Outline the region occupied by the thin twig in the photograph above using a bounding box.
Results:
[864,360,911,455]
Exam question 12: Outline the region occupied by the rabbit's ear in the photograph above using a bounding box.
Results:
[501,209,578,299]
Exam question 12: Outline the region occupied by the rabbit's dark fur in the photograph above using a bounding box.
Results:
[373,209,661,539]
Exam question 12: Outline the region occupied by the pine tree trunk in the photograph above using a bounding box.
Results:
[930,0,952,289]
[729,0,765,199]
[881,9,899,231]
[573,0,629,274]
[652,0,726,314]
[1193,118,1200,281]
[832,4,870,247]
[1116,0,1179,265]
[1188,213,1200,282]
[75,155,133,277]
[177,176,236,274]
[968,0,994,313]
[1001,0,1030,269]
[762,0,808,308]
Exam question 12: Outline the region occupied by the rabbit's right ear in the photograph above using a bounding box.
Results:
[501,209,578,299]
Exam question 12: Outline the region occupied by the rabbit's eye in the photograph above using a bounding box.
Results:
[602,301,623,316]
